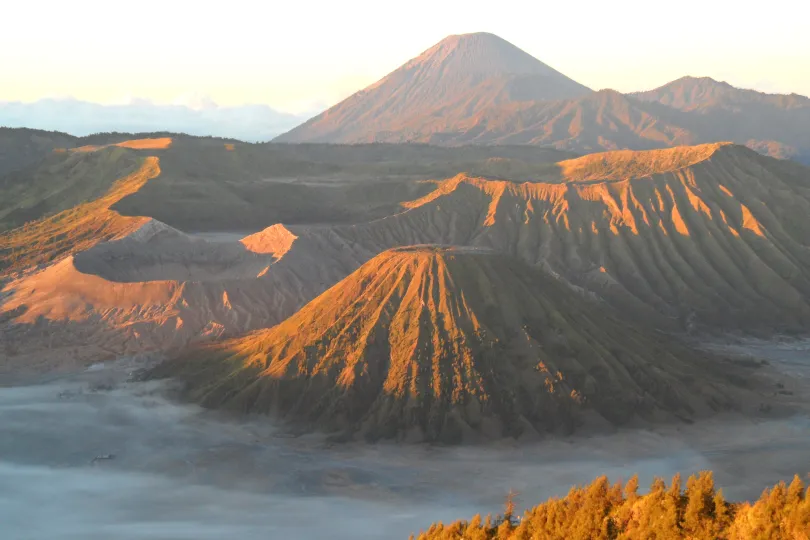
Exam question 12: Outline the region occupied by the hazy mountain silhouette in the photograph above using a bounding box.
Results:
[633,76,810,111]
[275,32,591,144]
[633,76,810,162]
[0,98,307,142]
[276,35,810,164]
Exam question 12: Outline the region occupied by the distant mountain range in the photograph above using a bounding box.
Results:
[3,32,809,164]
[276,32,810,165]
[0,98,307,143]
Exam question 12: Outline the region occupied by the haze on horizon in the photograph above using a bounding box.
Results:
[2,0,808,115]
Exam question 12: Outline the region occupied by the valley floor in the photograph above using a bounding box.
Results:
[1,340,809,540]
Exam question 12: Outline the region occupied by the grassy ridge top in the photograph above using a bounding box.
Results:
[0,146,144,232]
[557,142,731,182]
[0,155,160,274]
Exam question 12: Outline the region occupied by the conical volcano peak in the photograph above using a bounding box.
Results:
[152,247,749,443]
[444,31,502,41]
[408,32,560,77]
[275,33,591,144]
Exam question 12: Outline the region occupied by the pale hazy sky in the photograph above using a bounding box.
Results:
[2,0,808,113]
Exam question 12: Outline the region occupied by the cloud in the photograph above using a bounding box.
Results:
[171,92,220,111]
[0,98,307,141]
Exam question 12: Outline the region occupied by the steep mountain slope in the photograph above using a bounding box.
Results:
[0,144,147,233]
[408,89,695,151]
[634,76,810,112]
[0,151,162,274]
[275,32,591,144]
[153,246,748,443]
[0,138,575,371]
[289,79,809,163]
[277,37,809,164]
[4,143,808,373]
[108,139,569,231]
[0,127,78,176]
[633,77,810,163]
[274,144,810,331]
[1,132,571,236]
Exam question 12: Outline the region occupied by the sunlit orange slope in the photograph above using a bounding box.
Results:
[0,154,162,273]
[276,143,810,331]
[153,246,749,443]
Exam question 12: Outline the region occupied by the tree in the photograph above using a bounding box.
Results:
[683,471,719,539]
[503,489,517,523]
[713,489,732,532]
[415,471,810,540]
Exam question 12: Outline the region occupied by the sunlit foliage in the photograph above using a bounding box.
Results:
[413,471,810,539]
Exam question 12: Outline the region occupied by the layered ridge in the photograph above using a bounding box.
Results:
[274,144,810,330]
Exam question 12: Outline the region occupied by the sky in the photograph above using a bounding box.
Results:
[1,0,808,114]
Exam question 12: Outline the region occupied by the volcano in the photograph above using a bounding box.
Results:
[276,37,810,162]
[152,246,747,443]
[275,32,591,144]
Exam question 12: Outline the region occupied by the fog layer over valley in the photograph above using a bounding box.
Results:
[2,341,809,540]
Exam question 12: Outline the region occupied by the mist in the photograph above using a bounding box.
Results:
[0,99,309,142]
[1,343,809,539]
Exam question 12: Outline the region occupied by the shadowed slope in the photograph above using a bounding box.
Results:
[153,247,748,443]
[0,154,162,274]
[0,140,574,371]
[3,143,808,373]
[100,138,573,231]
[409,89,694,150]
[275,144,810,331]
[633,76,810,163]
[279,55,809,163]
[0,145,145,232]
[634,76,810,112]
[0,127,77,176]
[1,133,572,237]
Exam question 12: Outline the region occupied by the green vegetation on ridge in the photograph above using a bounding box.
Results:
[0,155,159,274]
[0,146,142,232]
